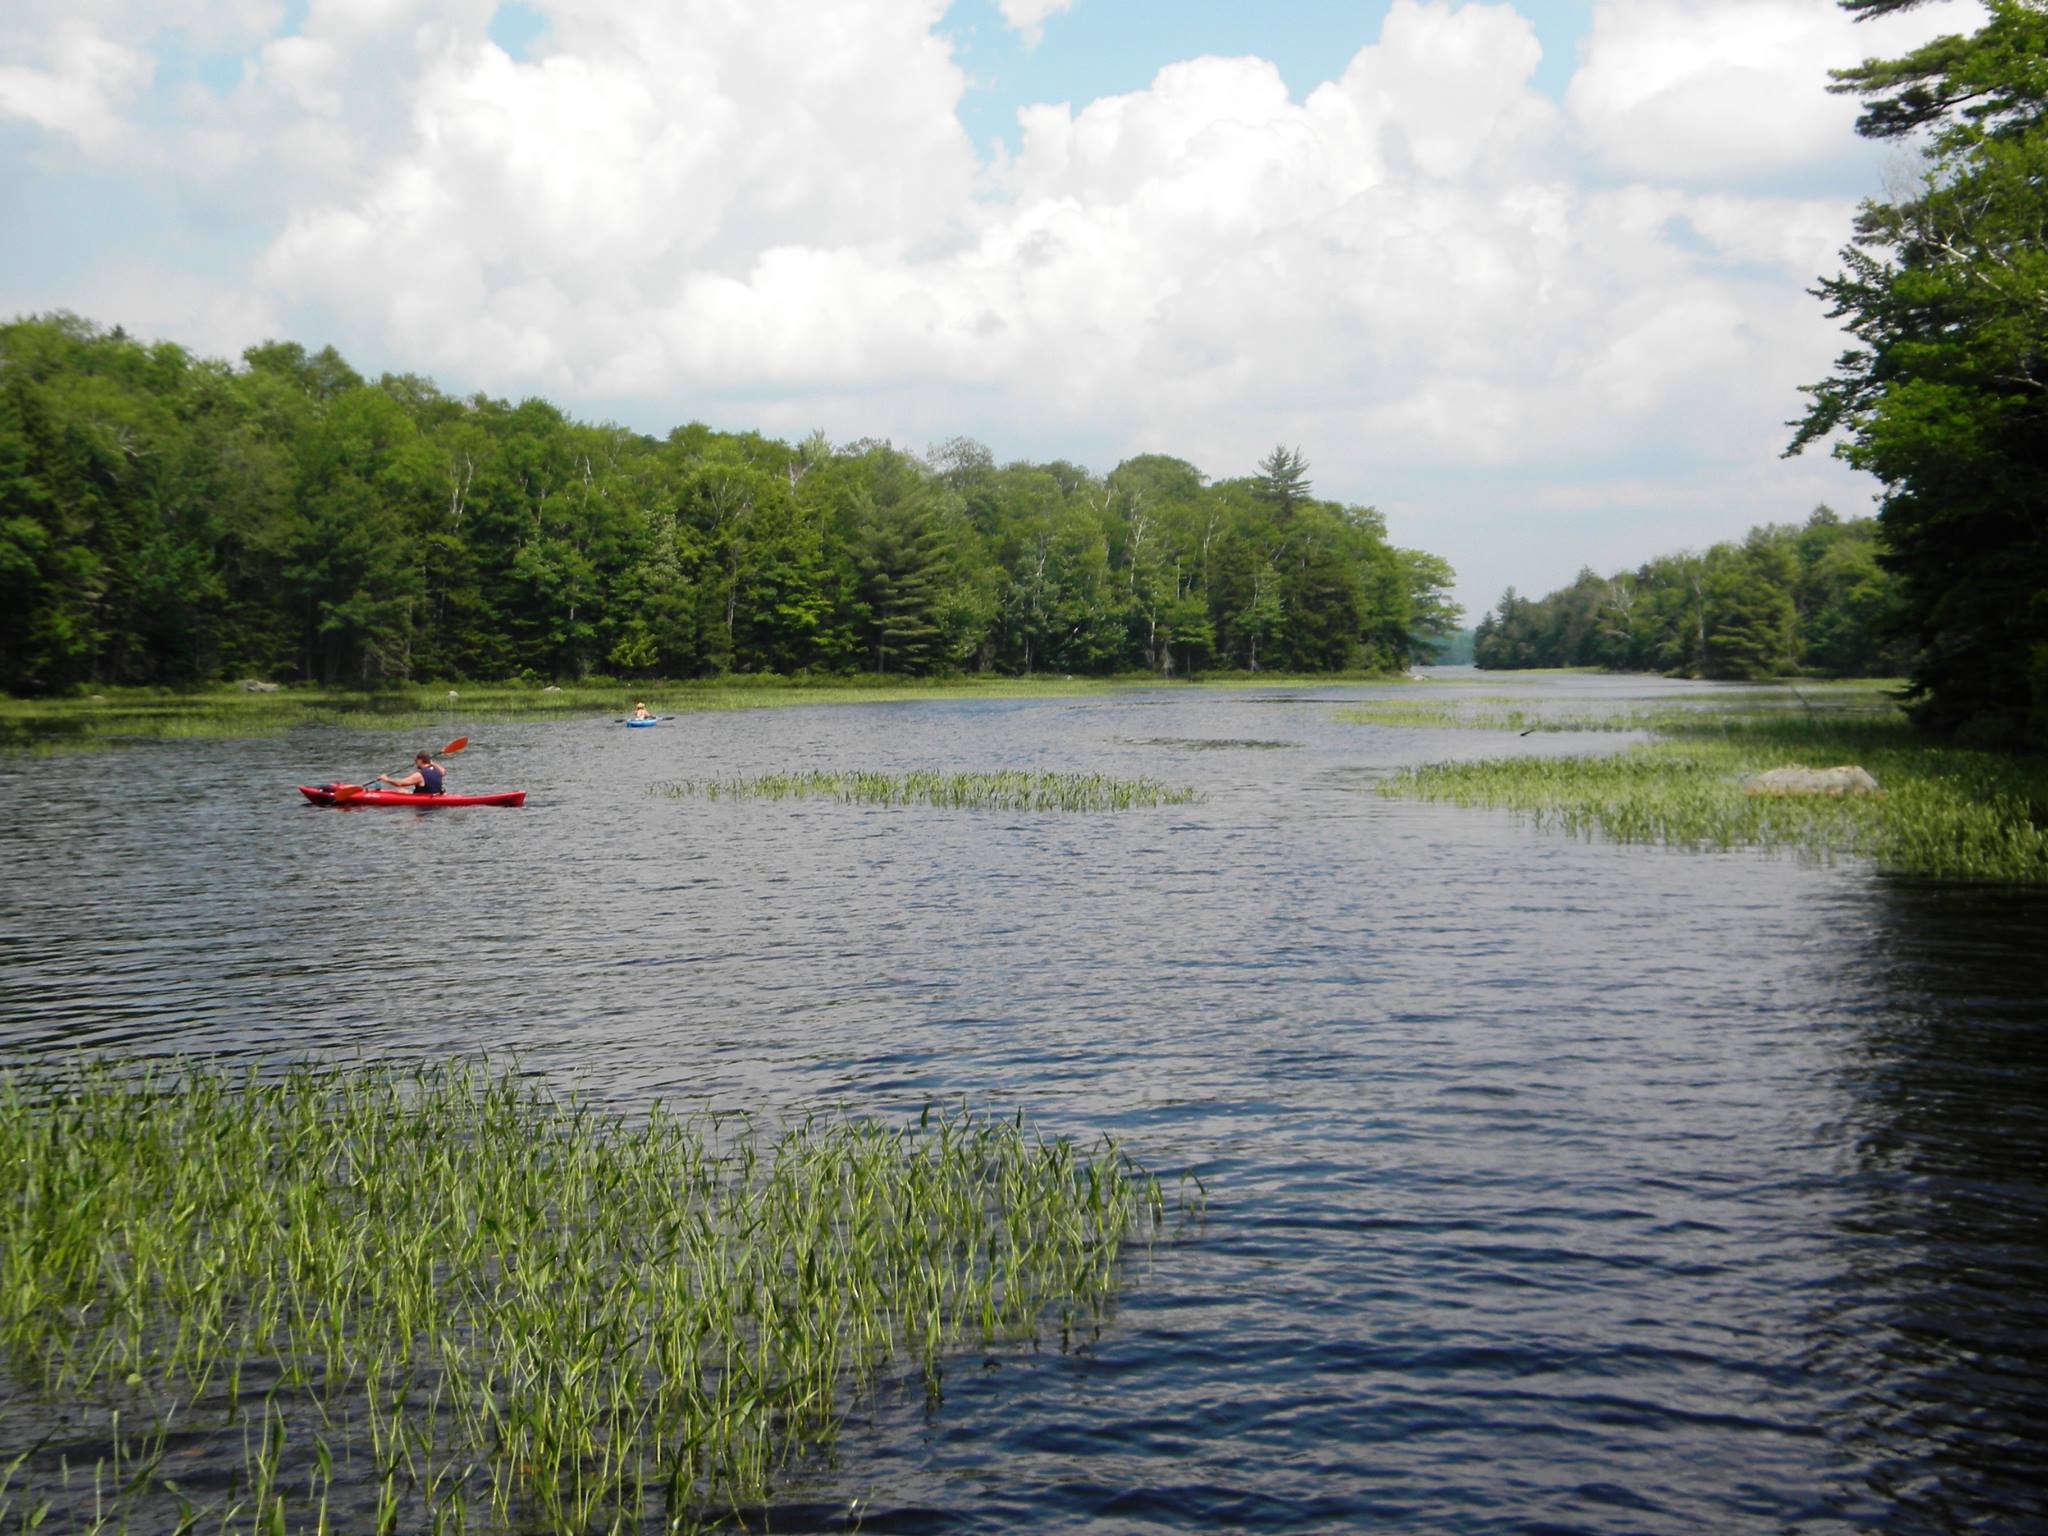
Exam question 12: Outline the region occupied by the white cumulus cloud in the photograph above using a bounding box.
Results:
[0,24,152,156]
[0,0,1929,608]
[1569,0,1986,181]
[995,0,1075,47]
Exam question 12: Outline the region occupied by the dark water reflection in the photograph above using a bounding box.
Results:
[2,671,2044,1533]
[1811,878,2048,1531]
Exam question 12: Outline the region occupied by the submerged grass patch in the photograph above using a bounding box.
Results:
[654,770,1200,812]
[1379,708,2048,882]
[0,1059,1184,1535]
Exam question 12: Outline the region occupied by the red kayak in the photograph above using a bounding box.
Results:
[298,784,526,808]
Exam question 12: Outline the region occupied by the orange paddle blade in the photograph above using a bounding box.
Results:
[330,784,368,802]
[441,736,469,756]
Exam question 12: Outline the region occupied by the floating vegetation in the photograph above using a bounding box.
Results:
[1190,671,1411,688]
[654,770,1200,812]
[1336,684,1901,735]
[1380,708,2048,882]
[1345,701,1736,733]
[1119,737,1301,751]
[0,677,1180,753]
[0,1059,1181,1535]
[1338,701,1559,731]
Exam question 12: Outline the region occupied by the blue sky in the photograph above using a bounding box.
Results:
[941,1,1595,154]
[0,0,1983,616]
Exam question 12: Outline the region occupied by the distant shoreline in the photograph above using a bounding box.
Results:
[0,668,1431,750]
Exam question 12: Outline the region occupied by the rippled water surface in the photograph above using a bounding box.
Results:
[4,671,2046,1533]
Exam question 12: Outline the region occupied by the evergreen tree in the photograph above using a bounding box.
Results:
[1790,0,2048,744]
[1703,537,1798,680]
[1253,445,1312,517]
[856,497,947,674]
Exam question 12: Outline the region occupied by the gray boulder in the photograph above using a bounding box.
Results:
[1743,765,1882,797]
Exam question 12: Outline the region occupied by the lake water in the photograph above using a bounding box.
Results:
[3,670,2045,1533]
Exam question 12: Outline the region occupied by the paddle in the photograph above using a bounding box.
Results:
[332,737,468,802]
[615,716,673,723]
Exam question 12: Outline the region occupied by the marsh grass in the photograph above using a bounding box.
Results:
[1379,703,2048,881]
[1118,738,1300,751]
[0,677,1186,753]
[3,669,1448,754]
[1337,683,1902,735]
[0,1059,1181,1534]
[654,770,1200,812]
[1184,669,1416,688]
[1334,701,1620,732]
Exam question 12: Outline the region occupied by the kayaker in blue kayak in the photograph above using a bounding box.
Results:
[378,751,445,795]
[631,701,653,721]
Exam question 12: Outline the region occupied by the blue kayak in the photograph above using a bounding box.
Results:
[625,718,659,728]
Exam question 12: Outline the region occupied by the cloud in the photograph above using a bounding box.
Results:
[0,24,152,155]
[0,1,296,157]
[65,263,284,361]
[995,0,1074,47]
[0,0,1938,610]
[1568,0,1986,181]
[256,0,979,357]
[1678,191,1858,278]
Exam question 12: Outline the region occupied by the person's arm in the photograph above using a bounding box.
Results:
[380,770,424,787]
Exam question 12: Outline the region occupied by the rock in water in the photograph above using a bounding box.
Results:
[1743,765,1882,797]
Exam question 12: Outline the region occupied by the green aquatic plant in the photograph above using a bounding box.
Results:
[1379,710,2048,882]
[653,769,1201,812]
[1119,737,1300,750]
[1336,684,1903,736]
[0,1060,1180,1534]
[0,676,1186,752]
[1337,699,1690,733]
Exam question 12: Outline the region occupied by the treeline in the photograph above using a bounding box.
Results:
[0,314,1458,694]
[1474,509,1910,678]
[1789,0,2048,748]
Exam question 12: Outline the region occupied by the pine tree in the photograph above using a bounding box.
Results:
[1790,0,2048,744]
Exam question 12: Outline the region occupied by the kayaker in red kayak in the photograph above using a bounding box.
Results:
[378,751,445,795]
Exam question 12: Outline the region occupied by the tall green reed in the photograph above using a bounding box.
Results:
[1337,682,1902,736]
[0,1061,1183,1534]
[652,770,1199,812]
[1378,708,2048,881]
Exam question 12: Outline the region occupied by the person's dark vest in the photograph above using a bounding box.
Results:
[417,763,444,794]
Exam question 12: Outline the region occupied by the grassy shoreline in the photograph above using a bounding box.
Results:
[1,670,1415,752]
[0,1059,1182,1535]
[1373,691,2048,882]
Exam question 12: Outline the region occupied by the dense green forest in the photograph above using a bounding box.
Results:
[0,315,1458,694]
[1472,509,1910,678]
[1790,0,2048,748]
[1488,0,2047,740]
